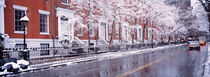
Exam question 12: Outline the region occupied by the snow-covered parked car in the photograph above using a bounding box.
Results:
[0,58,29,74]
[188,41,200,50]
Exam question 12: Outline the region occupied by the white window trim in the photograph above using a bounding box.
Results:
[39,10,50,15]
[77,34,83,36]
[13,5,27,11]
[13,5,28,34]
[137,26,143,41]
[14,31,25,34]
[39,10,50,35]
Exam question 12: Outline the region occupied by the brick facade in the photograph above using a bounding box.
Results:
[2,0,161,48]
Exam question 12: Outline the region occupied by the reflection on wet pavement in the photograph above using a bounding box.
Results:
[12,45,208,77]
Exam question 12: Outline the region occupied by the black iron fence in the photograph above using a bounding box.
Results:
[2,42,183,62]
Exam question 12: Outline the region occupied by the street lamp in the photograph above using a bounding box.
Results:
[151,29,154,48]
[20,15,29,50]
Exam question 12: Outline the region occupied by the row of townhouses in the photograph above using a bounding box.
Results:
[0,0,175,49]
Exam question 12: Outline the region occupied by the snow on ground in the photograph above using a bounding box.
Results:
[203,44,210,77]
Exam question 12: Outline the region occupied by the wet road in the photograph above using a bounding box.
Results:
[13,44,208,77]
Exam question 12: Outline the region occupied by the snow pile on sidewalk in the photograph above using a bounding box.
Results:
[203,45,210,77]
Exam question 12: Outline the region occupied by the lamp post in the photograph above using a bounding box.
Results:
[20,15,29,50]
[151,29,154,48]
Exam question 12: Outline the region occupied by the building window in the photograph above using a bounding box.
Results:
[40,43,50,56]
[39,10,50,35]
[135,18,139,24]
[15,44,25,49]
[109,23,112,35]
[108,23,113,40]
[145,28,148,39]
[141,17,143,24]
[13,5,28,33]
[148,29,152,41]
[138,28,142,40]
[116,24,119,37]
[89,27,94,36]
[40,14,48,33]
[14,10,25,32]
[61,0,68,5]
[77,28,83,36]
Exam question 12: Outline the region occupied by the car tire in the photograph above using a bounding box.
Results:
[189,47,192,50]
[197,47,200,50]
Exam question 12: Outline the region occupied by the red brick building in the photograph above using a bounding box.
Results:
[3,0,58,48]
[1,0,160,49]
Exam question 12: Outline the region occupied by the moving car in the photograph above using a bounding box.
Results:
[188,41,200,50]
[199,40,206,46]
[198,36,207,46]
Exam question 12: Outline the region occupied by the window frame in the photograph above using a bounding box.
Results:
[148,28,152,41]
[145,28,148,40]
[77,27,83,36]
[115,24,119,37]
[13,5,28,34]
[39,10,50,35]
[14,44,25,49]
[137,26,143,41]
[40,43,50,56]
[89,27,95,37]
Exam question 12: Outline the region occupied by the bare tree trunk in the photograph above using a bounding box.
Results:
[143,24,146,43]
[119,24,122,43]
[88,24,90,53]
[109,20,115,50]
[95,27,99,53]
[88,0,90,53]
[132,30,135,44]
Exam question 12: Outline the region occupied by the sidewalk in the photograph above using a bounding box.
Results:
[29,44,185,69]
[203,43,210,77]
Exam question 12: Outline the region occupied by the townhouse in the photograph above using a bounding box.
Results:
[2,0,59,49]
[1,0,161,49]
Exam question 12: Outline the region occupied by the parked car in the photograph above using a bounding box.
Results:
[188,41,200,50]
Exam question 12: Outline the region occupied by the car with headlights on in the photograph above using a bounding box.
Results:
[188,41,200,50]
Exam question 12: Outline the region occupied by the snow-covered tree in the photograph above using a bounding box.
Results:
[174,0,209,39]
[69,0,102,48]
[191,0,209,33]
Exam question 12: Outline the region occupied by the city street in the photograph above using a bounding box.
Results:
[9,44,208,77]
[0,0,210,77]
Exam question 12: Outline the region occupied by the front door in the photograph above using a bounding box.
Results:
[59,19,74,43]
[100,22,106,40]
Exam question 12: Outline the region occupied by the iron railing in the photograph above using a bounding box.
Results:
[2,42,183,62]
